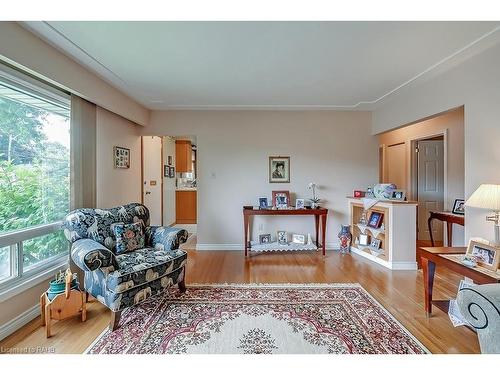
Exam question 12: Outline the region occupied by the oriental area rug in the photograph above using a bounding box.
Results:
[86,284,428,354]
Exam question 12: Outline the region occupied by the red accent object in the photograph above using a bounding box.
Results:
[353,190,365,198]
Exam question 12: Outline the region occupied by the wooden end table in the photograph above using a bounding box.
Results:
[427,211,464,246]
[419,246,500,317]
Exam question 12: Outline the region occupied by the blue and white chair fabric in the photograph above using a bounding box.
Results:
[62,203,188,313]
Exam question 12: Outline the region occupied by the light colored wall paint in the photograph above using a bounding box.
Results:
[96,107,142,208]
[163,137,176,226]
[0,279,47,328]
[378,109,465,245]
[145,110,377,247]
[373,42,500,243]
[0,22,149,126]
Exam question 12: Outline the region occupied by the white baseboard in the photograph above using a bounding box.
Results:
[196,243,340,251]
[0,304,40,341]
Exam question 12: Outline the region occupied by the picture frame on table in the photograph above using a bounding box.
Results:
[295,198,305,209]
[259,197,269,209]
[272,190,290,209]
[452,199,465,215]
[113,146,130,169]
[259,234,272,244]
[353,190,366,198]
[390,190,406,201]
[466,240,500,271]
[269,156,290,183]
[292,234,306,245]
[277,231,288,245]
[367,211,384,228]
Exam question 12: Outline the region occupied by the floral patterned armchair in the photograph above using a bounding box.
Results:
[62,203,188,331]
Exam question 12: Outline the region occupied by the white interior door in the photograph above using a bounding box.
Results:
[417,139,444,241]
[142,136,163,226]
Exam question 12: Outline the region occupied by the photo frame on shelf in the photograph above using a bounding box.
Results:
[353,190,366,198]
[295,198,305,209]
[466,240,500,271]
[259,234,272,244]
[277,231,288,245]
[370,238,381,250]
[452,199,465,215]
[390,190,406,201]
[367,211,384,228]
[269,156,290,183]
[359,234,370,246]
[113,146,130,169]
[272,190,290,209]
[259,197,269,209]
[292,234,306,245]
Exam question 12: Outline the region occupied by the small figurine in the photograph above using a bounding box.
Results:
[338,225,352,254]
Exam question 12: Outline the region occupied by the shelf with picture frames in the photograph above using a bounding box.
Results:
[348,197,418,270]
[249,241,318,252]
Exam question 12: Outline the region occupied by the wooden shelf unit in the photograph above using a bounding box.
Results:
[348,198,418,270]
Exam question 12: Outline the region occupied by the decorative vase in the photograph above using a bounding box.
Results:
[338,225,352,254]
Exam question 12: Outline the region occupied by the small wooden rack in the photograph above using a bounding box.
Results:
[243,206,328,256]
[40,272,86,338]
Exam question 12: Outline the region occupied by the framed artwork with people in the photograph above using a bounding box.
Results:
[452,199,465,215]
[269,156,290,183]
[466,240,500,271]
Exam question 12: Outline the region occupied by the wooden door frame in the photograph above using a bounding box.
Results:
[140,136,164,226]
[409,129,448,208]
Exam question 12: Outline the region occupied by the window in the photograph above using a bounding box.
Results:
[0,65,70,290]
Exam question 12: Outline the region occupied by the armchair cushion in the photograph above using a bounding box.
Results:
[113,222,146,254]
[146,226,189,251]
[105,248,187,293]
[71,238,118,272]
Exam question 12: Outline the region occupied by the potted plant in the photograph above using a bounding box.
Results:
[308,182,320,208]
[47,269,79,301]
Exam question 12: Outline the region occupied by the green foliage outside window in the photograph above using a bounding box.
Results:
[0,94,70,271]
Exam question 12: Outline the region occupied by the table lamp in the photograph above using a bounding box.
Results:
[465,184,500,244]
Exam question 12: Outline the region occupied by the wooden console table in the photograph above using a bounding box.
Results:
[427,211,464,246]
[419,246,500,317]
[243,207,328,256]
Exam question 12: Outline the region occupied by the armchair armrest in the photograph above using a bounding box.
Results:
[457,284,500,353]
[146,226,189,251]
[71,238,118,272]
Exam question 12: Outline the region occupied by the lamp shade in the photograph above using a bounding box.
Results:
[465,184,500,210]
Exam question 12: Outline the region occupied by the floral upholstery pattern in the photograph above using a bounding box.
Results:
[146,226,189,251]
[114,222,146,254]
[63,203,188,312]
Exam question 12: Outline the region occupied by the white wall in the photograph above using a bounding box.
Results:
[96,107,142,207]
[144,110,377,248]
[163,137,176,226]
[373,40,500,244]
[0,22,149,126]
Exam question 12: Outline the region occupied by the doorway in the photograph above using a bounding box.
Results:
[413,136,445,242]
[141,136,163,226]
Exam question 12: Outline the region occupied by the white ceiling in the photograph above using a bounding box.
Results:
[22,21,500,110]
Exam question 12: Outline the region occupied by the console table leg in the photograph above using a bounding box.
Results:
[315,215,320,248]
[422,257,436,317]
[321,214,327,256]
[244,214,249,256]
[447,222,453,246]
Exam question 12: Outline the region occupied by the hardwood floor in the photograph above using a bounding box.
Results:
[0,240,479,354]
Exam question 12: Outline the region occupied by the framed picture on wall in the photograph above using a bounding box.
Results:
[169,166,175,178]
[269,156,290,183]
[114,146,130,169]
[167,155,172,166]
[164,165,169,177]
